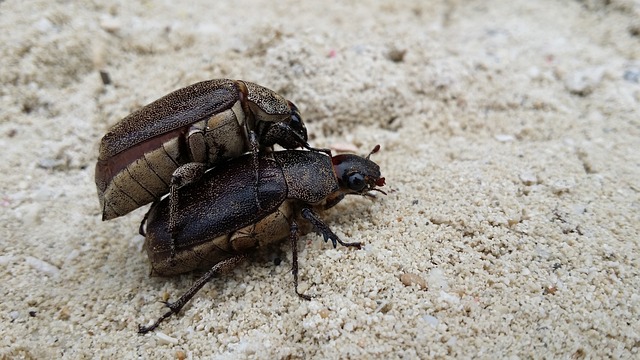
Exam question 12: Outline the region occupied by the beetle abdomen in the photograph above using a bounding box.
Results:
[99,135,185,220]
[147,231,234,276]
[229,200,297,252]
[202,104,247,162]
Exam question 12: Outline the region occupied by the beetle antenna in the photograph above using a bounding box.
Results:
[366,144,381,160]
[364,188,387,199]
[306,144,332,156]
[372,188,387,195]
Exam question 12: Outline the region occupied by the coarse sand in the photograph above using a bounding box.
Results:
[1,0,639,358]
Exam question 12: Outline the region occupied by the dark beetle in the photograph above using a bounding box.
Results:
[95,79,314,223]
[138,146,386,333]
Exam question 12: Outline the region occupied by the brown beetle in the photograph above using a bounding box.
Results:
[95,79,315,226]
[138,146,385,333]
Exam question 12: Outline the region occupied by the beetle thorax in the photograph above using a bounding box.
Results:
[274,151,339,204]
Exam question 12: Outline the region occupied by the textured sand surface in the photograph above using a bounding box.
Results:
[1,0,639,358]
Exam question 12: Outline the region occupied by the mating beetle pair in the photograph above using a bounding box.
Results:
[95,79,386,333]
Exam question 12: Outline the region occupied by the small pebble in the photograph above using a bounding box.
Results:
[35,18,54,33]
[623,68,640,83]
[38,157,68,170]
[319,308,331,319]
[446,336,457,346]
[564,67,604,96]
[400,273,427,290]
[156,331,179,345]
[519,172,538,186]
[0,255,15,265]
[495,134,515,142]
[423,314,439,327]
[25,256,59,276]
[343,321,356,332]
[439,290,460,304]
[100,16,122,33]
[59,306,71,320]
[551,180,573,194]
[15,203,44,226]
[428,268,448,290]
[387,48,407,62]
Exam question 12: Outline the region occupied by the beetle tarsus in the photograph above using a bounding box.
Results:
[138,309,175,334]
[138,300,183,333]
[300,208,362,249]
[138,255,246,334]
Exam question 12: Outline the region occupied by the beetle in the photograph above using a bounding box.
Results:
[138,146,386,333]
[95,79,318,230]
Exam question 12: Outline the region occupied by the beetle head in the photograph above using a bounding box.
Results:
[256,101,309,149]
[332,145,386,196]
[243,81,308,149]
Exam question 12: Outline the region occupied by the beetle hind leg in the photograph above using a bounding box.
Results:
[288,219,311,301]
[138,255,246,334]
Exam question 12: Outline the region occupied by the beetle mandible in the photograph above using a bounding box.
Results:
[95,79,319,230]
[138,146,386,333]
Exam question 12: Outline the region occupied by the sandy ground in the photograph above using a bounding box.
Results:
[2,0,639,358]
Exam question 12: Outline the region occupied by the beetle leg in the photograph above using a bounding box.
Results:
[289,219,311,300]
[139,199,163,236]
[169,163,206,255]
[248,129,264,211]
[304,144,332,156]
[138,254,246,334]
[139,207,151,237]
[186,126,208,163]
[300,208,362,249]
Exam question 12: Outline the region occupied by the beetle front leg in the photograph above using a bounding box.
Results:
[138,255,246,334]
[300,208,362,249]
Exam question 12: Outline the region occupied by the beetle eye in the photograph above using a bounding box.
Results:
[290,112,302,129]
[347,173,366,192]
